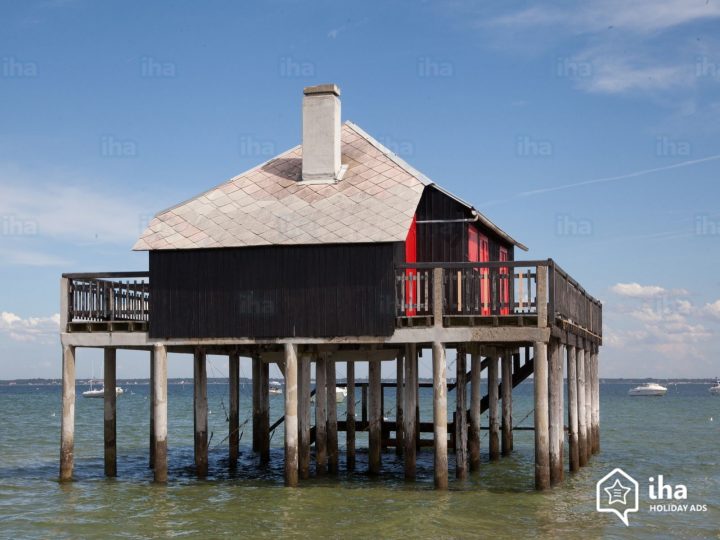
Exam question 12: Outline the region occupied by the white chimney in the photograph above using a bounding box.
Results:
[302,84,343,183]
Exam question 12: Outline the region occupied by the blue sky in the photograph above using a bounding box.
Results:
[1,0,719,379]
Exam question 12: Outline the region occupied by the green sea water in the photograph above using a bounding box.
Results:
[1,381,718,539]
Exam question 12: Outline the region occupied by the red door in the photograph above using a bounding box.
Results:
[499,247,510,315]
[468,226,490,315]
[405,214,417,316]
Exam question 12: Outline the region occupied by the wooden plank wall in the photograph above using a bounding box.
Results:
[149,243,400,339]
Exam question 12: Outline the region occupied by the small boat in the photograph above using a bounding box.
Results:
[310,387,348,403]
[628,382,667,396]
[269,381,283,395]
[709,378,720,395]
[82,383,124,398]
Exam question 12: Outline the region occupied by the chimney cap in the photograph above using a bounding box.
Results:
[303,83,341,97]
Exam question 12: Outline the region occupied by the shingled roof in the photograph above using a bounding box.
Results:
[134,121,526,251]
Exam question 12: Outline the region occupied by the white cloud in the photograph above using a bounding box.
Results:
[703,299,720,319]
[0,311,60,343]
[611,282,667,298]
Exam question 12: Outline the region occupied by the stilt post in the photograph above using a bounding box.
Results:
[368,360,382,475]
[149,349,156,469]
[326,357,339,473]
[193,348,208,478]
[577,346,588,467]
[501,349,513,456]
[469,349,481,472]
[284,344,299,487]
[60,344,76,482]
[229,352,240,465]
[395,352,404,457]
[346,361,356,472]
[455,347,468,479]
[488,354,500,461]
[567,345,579,473]
[298,355,311,479]
[153,344,168,483]
[548,340,563,486]
[315,354,328,474]
[533,341,550,490]
[403,344,417,479]
[432,340,448,489]
[104,348,117,477]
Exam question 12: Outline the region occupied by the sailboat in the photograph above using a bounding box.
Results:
[82,361,123,398]
[709,378,720,395]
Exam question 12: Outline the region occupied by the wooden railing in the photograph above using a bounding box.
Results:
[549,261,602,336]
[62,272,150,325]
[395,260,602,337]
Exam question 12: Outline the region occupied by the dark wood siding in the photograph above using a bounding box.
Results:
[150,243,399,339]
[415,186,515,263]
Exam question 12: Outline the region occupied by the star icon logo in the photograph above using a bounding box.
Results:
[605,479,632,505]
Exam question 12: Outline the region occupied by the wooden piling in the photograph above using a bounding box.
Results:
[149,349,156,469]
[432,341,448,489]
[455,347,468,479]
[548,341,563,486]
[259,359,270,464]
[368,360,382,475]
[284,344,299,487]
[576,346,588,467]
[469,350,481,472]
[229,352,240,465]
[315,355,327,474]
[60,344,76,482]
[584,347,592,463]
[591,349,600,454]
[326,358,339,473]
[153,344,168,483]
[252,356,260,453]
[488,354,500,461]
[395,353,404,457]
[346,361,356,472]
[533,341,550,490]
[501,349,513,456]
[193,349,208,478]
[567,345,579,473]
[104,348,117,477]
[298,355,311,479]
[403,344,417,480]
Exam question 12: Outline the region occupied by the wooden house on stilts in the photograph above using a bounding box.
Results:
[59,84,602,489]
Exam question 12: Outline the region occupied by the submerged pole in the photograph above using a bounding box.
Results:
[501,349,513,456]
[104,348,117,477]
[592,348,600,454]
[60,344,76,482]
[298,355,311,479]
[403,344,417,479]
[533,341,550,490]
[229,352,240,465]
[577,346,588,467]
[346,361,356,472]
[469,349,481,472]
[455,347,468,479]
[488,354,500,461]
[149,349,156,469]
[567,345,579,473]
[368,360,382,475]
[193,348,208,478]
[153,344,168,483]
[432,341,448,489]
[315,354,327,474]
[548,341,564,486]
[326,358,339,474]
[284,344,299,487]
[584,347,592,463]
[395,352,404,457]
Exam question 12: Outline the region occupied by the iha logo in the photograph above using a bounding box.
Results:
[597,468,639,526]
[597,469,709,525]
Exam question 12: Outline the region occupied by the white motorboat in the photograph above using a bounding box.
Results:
[628,382,667,396]
[709,378,720,395]
[82,381,124,398]
[269,381,283,395]
[310,387,348,403]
